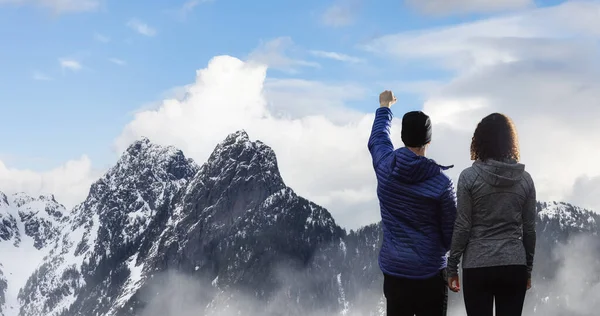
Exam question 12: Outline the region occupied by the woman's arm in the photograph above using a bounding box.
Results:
[439,179,458,253]
[523,174,537,280]
[447,170,473,278]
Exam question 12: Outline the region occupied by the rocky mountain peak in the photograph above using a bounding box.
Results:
[76,137,199,221]
[203,130,281,183]
[112,137,199,183]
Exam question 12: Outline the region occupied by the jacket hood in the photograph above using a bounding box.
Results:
[473,159,525,187]
[391,147,452,184]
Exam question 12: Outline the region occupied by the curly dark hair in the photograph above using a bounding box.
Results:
[470,113,520,162]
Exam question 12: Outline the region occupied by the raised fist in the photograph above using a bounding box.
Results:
[379,90,397,108]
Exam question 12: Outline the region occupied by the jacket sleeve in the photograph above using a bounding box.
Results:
[439,179,458,253]
[523,175,537,279]
[447,171,473,278]
[367,107,394,168]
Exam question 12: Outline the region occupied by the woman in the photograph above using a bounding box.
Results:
[447,113,536,316]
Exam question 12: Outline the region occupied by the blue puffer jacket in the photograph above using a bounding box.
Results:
[368,107,457,279]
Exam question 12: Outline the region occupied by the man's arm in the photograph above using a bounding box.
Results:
[523,175,537,280]
[439,179,458,252]
[447,171,473,278]
[367,90,397,167]
[368,107,394,167]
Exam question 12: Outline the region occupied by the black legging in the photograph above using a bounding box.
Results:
[384,270,448,316]
[462,265,528,316]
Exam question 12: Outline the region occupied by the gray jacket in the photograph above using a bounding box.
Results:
[447,159,536,278]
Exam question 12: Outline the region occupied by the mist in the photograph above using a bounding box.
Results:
[137,269,383,316]
[137,235,599,316]
[448,234,600,316]
[525,234,600,316]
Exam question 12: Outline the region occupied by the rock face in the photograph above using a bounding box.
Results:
[0,131,598,316]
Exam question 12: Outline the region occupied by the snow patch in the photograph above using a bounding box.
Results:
[336,273,349,315]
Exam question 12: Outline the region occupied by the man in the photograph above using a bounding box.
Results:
[368,90,457,316]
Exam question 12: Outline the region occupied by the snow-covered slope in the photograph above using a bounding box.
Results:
[538,201,598,234]
[0,192,69,316]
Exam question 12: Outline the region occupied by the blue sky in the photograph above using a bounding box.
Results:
[2,0,600,227]
[0,0,564,170]
[0,0,553,171]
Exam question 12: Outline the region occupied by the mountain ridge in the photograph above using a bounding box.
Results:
[0,131,597,316]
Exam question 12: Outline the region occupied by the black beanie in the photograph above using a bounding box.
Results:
[401,111,432,147]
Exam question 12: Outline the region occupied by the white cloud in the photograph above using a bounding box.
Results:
[568,175,600,212]
[365,1,600,213]
[363,1,600,70]
[405,0,534,16]
[321,0,361,27]
[94,32,110,43]
[115,55,383,229]
[386,80,444,96]
[0,156,99,209]
[0,0,100,14]
[180,0,210,16]
[127,19,157,37]
[109,58,127,66]
[308,50,363,63]
[32,71,53,81]
[4,1,600,231]
[247,37,320,74]
[59,58,82,71]
[422,66,600,206]
[263,78,368,124]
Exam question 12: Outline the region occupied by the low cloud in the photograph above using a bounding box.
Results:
[0,155,99,209]
[137,255,382,316]
[446,235,600,316]
[525,235,600,316]
[136,234,600,316]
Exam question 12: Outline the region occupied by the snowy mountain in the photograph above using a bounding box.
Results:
[0,131,598,316]
[18,137,199,316]
[0,193,70,316]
